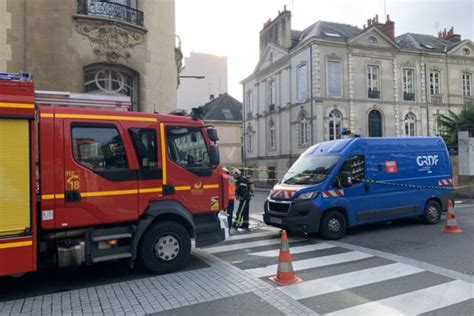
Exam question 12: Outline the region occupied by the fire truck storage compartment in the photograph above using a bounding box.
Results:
[0,118,31,236]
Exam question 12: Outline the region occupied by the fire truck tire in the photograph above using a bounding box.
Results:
[139,221,191,274]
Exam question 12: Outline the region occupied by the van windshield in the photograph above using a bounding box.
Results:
[282,155,340,185]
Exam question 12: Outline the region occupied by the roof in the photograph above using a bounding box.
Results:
[298,21,363,44]
[396,33,460,53]
[200,93,242,121]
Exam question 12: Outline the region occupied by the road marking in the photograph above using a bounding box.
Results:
[277,262,423,300]
[326,280,474,316]
[247,251,373,278]
[204,237,304,254]
[226,231,277,241]
[250,243,336,257]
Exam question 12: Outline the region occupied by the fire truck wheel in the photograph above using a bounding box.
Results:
[422,200,441,224]
[139,221,191,274]
[319,210,347,240]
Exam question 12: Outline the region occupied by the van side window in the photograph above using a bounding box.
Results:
[72,126,129,171]
[338,155,365,186]
[129,128,158,169]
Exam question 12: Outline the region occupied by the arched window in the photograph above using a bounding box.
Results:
[404,112,416,136]
[298,110,309,146]
[328,110,342,140]
[84,64,139,110]
[246,124,253,152]
[269,119,276,150]
[368,109,383,137]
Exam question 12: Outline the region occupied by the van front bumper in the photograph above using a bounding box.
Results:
[263,199,322,233]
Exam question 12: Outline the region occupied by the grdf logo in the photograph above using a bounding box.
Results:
[416,155,439,167]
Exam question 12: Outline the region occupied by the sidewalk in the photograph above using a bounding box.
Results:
[0,248,315,316]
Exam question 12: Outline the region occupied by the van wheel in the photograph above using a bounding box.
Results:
[139,221,191,274]
[319,211,347,240]
[422,200,441,224]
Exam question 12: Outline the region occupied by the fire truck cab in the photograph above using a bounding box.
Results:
[0,73,227,276]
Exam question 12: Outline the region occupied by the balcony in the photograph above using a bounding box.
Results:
[464,96,473,109]
[368,88,380,99]
[403,92,415,101]
[77,0,144,27]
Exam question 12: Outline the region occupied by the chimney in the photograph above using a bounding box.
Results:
[210,94,215,101]
[259,7,292,56]
[364,14,395,40]
[439,26,461,42]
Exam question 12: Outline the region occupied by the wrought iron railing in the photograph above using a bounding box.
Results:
[368,88,380,99]
[403,92,415,101]
[431,95,443,105]
[77,0,144,27]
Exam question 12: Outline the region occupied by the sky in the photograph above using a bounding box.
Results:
[176,0,474,101]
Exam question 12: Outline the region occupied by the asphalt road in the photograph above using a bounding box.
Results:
[249,191,474,275]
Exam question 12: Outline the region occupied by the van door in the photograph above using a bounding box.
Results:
[332,155,372,223]
[57,120,139,228]
[161,123,220,213]
[368,153,420,220]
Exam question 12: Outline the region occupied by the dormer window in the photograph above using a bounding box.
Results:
[368,36,378,44]
[462,47,471,56]
[269,52,274,64]
[421,44,435,49]
[324,32,341,38]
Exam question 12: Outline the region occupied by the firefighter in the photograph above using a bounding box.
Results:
[232,168,253,230]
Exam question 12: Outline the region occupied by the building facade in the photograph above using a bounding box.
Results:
[199,93,242,167]
[0,0,180,113]
[177,52,228,111]
[241,9,474,186]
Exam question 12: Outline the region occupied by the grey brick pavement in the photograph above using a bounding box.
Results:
[0,249,316,316]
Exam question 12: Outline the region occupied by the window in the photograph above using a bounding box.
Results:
[403,69,415,100]
[222,109,234,120]
[337,155,365,186]
[404,113,417,137]
[84,65,139,109]
[247,89,254,116]
[269,119,276,149]
[129,128,157,169]
[72,126,128,171]
[296,64,308,102]
[267,167,277,185]
[327,61,342,97]
[323,32,341,38]
[268,79,276,108]
[430,71,441,95]
[246,124,253,153]
[368,36,378,44]
[282,155,340,185]
[166,127,210,173]
[328,110,342,140]
[462,73,472,97]
[367,65,380,98]
[269,52,274,64]
[462,48,471,56]
[298,110,309,146]
[368,110,382,137]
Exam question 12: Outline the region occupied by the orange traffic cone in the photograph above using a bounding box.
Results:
[441,200,463,234]
[269,230,303,286]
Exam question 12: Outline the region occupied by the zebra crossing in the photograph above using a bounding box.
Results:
[203,228,474,315]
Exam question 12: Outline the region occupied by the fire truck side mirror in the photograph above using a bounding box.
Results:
[207,127,219,142]
[209,144,220,168]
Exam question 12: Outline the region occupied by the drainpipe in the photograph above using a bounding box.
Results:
[424,61,430,135]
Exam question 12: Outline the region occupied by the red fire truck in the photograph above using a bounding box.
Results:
[0,73,228,277]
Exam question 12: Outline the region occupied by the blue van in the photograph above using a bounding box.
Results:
[263,137,453,239]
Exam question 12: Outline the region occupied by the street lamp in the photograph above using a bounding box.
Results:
[179,75,205,79]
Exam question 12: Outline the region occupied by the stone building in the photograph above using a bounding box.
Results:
[241,8,474,185]
[0,0,181,113]
[199,93,242,167]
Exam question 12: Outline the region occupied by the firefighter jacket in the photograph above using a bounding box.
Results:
[236,176,252,200]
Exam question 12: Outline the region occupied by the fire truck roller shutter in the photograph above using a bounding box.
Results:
[0,119,31,236]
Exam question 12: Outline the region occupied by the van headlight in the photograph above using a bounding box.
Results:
[296,191,320,200]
